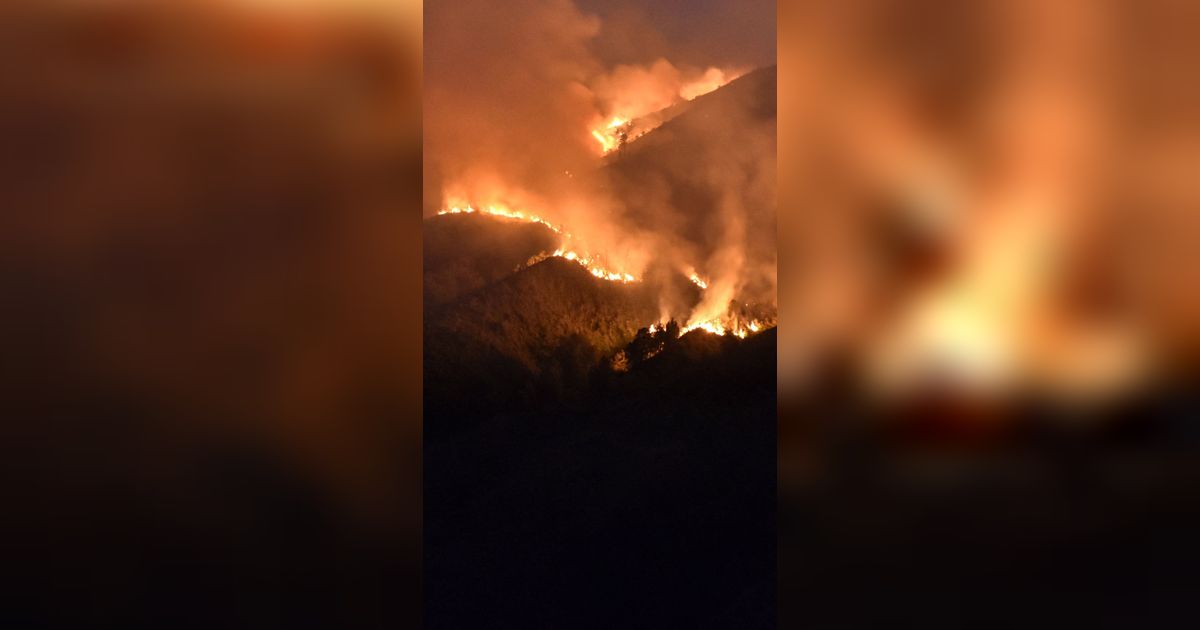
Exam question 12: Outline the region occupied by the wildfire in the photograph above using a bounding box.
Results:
[437,203,565,236]
[436,201,770,334]
[647,314,769,340]
[552,247,637,283]
[589,67,743,155]
[590,117,629,154]
[436,201,639,283]
[680,317,766,339]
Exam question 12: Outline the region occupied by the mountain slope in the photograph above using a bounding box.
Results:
[616,65,777,162]
[422,67,778,628]
[424,256,660,423]
[424,213,559,308]
[602,66,777,297]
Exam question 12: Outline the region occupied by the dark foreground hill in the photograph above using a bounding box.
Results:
[424,256,661,426]
[425,325,777,629]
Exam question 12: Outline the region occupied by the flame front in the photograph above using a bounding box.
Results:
[590,117,629,154]
[589,66,743,155]
[437,202,638,283]
[435,201,773,337]
[679,316,768,340]
[437,203,564,235]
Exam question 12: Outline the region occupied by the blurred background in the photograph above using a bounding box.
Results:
[779,0,1200,626]
[0,1,422,626]
[5,0,1198,625]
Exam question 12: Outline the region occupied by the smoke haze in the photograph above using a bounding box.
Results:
[424,0,776,326]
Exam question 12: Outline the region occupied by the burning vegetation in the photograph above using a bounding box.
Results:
[431,200,776,342]
[588,64,743,156]
[422,1,777,627]
[423,0,777,422]
[436,202,638,283]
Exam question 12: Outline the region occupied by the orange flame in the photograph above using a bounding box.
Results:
[437,200,769,336]
[436,201,639,283]
[679,316,767,340]
[590,116,630,155]
[589,66,743,155]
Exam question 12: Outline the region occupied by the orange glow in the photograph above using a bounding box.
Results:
[589,65,743,155]
[436,201,639,283]
[590,117,631,154]
[679,67,737,101]
[680,315,770,340]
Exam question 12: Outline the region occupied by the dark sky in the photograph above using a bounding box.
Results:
[575,0,775,69]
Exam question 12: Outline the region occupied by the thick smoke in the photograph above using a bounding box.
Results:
[423,0,602,209]
[589,59,747,122]
[424,0,776,326]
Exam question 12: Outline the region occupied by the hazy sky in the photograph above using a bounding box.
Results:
[575,0,775,69]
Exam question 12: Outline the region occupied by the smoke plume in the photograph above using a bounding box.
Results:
[424,0,776,327]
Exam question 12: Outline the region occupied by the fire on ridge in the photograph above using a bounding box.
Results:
[589,67,744,156]
[435,202,637,283]
[434,202,773,339]
[657,317,769,340]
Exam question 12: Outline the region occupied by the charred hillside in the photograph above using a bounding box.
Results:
[423,62,777,629]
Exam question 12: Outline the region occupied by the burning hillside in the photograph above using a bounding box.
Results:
[429,200,775,341]
[426,204,774,330]
[439,66,775,341]
[423,0,776,626]
[435,203,638,283]
[420,0,776,472]
[588,63,745,155]
[424,0,776,351]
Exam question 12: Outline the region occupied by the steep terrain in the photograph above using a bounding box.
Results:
[424,256,661,424]
[423,67,778,629]
[603,66,778,302]
[423,213,558,308]
[605,67,776,207]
